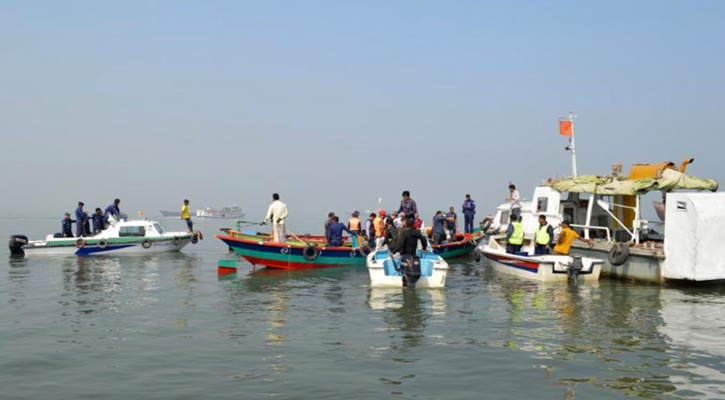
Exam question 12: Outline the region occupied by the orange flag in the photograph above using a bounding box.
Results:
[559,120,572,136]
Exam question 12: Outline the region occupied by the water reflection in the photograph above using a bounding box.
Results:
[483,274,725,399]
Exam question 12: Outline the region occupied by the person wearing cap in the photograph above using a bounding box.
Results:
[181,199,194,233]
[92,208,105,234]
[348,211,362,235]
[105,198,121,221]
[75,201,87,238]
[462,194,476,233]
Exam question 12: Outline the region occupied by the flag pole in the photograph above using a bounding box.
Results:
[567,111,578,177]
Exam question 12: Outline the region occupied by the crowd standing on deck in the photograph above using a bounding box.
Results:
[60,198,125,238]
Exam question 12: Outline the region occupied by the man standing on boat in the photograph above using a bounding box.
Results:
[324,212,336,239]
[534,215,555,255]
[432,211,448,245]
[462,194,476,233]
[327,216,354,247]
[505,215,524,254]
[262,193,288,243]
[62,213,75,237]
[397,191,418,223]
[92,208,105,234]
[104,198,121,221]
[506,184,521,220]
[395,219,428,257]
[348,211,362,235]
[446,207,458,239]
[75,202,87,238]
[181,199,194,233]
[553,221,593,255]
[364,213,377,249]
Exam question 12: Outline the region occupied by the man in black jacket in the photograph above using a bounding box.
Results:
[395,219,429,287]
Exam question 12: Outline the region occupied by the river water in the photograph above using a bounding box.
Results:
[2,217,725,399]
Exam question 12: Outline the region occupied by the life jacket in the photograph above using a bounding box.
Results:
[508,222,524,245]
[535,224,551,245]
[375,217,385,237]
[348,217,361,231]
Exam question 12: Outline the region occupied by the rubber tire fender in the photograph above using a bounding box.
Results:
[473,248,482,262]
[75,238,86,248]
[480,218,492,232]
[172,236,182,246]
[98,239,108,249]
[142,239,152,249]
[608,242,630,266]
[302,245,320,261]
[191,235,199,244]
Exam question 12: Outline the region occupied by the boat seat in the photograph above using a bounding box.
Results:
[383,259,403,276]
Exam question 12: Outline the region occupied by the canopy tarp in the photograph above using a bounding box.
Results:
[551,169,719,195]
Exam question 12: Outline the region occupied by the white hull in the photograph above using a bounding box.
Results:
[367,250,448,288]
[479,239,602,282]
[21,237,192,257]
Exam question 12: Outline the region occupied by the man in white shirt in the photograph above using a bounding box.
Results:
[506,184,521,220]
[262,193,289,243]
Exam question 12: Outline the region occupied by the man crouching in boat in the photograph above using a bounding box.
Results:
[327,216,354,247]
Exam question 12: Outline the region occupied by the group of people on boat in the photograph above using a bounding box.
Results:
[504,212,593,256]
[60,198,123,238]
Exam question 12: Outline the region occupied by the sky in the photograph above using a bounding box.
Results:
[1,1,723,231]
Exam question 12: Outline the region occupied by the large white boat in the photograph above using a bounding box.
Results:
[196,205,244,219]
[478,160,722,284]
[367,249,449,288]
[8,217,201,257]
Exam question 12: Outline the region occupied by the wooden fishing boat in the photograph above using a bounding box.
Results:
[215,233,368,270]
[429,231,483,259]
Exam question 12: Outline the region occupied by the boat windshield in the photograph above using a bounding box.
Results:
[154,223,165,234]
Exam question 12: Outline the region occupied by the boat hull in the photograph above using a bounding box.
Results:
[20,236,193,257]
[217,234,367,269]
[366,250,449,288]
[570,243,665,284]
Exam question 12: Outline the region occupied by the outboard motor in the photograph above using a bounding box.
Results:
[8,235,28,255]
[567,255,584,283]
[401,255,422,288]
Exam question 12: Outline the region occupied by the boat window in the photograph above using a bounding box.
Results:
[120,226,146,237]
[536,198,548,213]
[500,211,510,225]
[153,223,165,234]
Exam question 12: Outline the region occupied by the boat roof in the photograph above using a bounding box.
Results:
[550,169,719,195]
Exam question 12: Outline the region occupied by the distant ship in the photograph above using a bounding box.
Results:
[159,210,182,217]
[196,205,245,219]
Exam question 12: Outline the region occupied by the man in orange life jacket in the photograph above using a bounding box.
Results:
[348,211,362,235]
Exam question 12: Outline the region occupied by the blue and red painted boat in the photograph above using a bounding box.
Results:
[215,233,368,270]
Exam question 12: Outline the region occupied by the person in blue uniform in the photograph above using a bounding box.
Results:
[364,213,377,249]
[432,211,448,245]
[104,198,121,220]
[61,213,75,237]
[75,202,86,238]
[446,207,458,239]
[92,208,105,234]
[327,216,354,247]
[462,194,476,233]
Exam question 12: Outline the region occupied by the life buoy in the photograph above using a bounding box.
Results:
[75,238,86,248]
[473,248,481,262]
[302,245,320,261]
[191,235,199,244]
[98,239,108,249]
[480,218,492,232]
[608,243,630,266]
[142,239,152,249]
[172,236,182,246]
[196,231,203,240]
[359,245,371,256]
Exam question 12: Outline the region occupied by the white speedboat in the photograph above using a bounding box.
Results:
[8,218,201,257]
[479,236,603,282]
[366,249,449,288]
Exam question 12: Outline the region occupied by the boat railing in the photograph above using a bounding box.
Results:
[571,224,611,242]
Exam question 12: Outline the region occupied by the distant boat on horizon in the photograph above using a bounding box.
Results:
[196,205,245,219]
[159,209,182,217]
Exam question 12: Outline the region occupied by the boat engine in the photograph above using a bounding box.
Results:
[8,235,28,255]
[401,255,422,288]
[567,255,583,282]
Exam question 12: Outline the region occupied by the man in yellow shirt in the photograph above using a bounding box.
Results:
[181,199,194,233]
[553,221,593,255]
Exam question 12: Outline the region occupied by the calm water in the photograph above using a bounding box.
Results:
[2,218,725,400]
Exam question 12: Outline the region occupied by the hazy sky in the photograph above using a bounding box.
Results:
[2,1,723,231]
